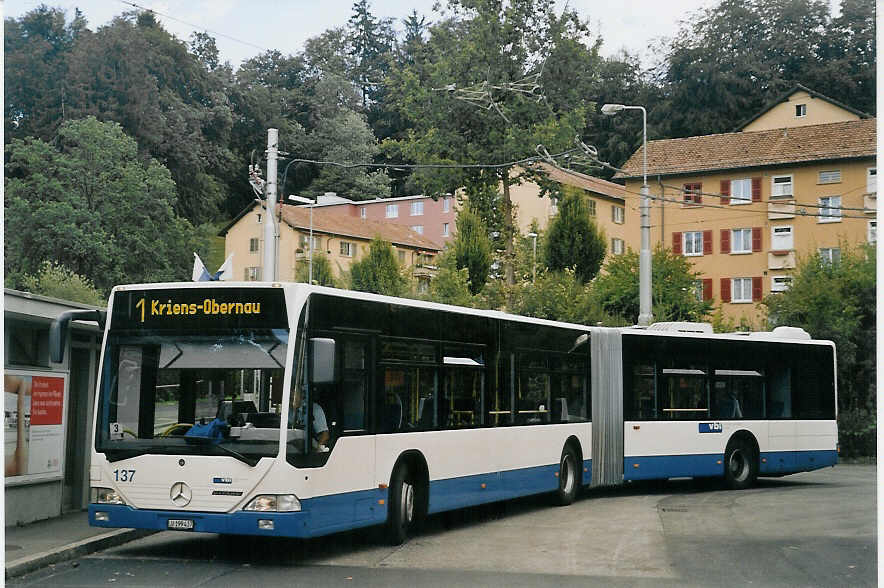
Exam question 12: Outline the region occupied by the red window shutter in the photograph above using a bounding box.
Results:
[720,180,730,206]
[672,232,682,254]
[721,229,731,254]
[703,230,713,255]
[720,278,731,303]
[702,278,713,301]
[752,227,762,252]
[751,177,762,202]
[752,276,763,301]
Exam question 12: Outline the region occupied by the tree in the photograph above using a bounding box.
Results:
[349,237,407,296]
[510,268,609,325]
[426,250,474,307]
[4,117,199,293]
[387,0,591,284]
[20,261,106,307]
[590,246,711,324]
[294,252,338,287]
[452,206,493,295]
[543,186,606,283]
[762,244,875,455]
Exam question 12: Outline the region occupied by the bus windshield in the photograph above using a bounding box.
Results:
[95,329,289,465]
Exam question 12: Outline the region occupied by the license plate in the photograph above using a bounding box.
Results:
[167,519,194,530]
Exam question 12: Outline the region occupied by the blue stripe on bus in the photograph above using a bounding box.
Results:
[759,449,837,474]
[623,453,725,480]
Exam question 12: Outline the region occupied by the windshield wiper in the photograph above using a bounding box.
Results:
[183,436,261,467]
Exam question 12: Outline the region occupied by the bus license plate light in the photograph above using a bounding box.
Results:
[258,519,275,530]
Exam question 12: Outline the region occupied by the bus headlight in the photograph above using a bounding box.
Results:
[91,487,126,505]
[243,494,301,512]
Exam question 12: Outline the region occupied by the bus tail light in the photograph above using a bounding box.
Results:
[91,487,126,505]
[243,494,301,512]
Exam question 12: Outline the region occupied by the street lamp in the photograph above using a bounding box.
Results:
[289,195,316,284]
[527,232,538,283]
[602,103,653,326]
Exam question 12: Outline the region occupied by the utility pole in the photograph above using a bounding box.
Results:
[263,129,279,281]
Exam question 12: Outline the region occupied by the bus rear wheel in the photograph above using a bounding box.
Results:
[553,445,579,506]
[724,438,758,490]
[387,464,416,545]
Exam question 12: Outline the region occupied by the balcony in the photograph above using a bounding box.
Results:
[768,200,796,220]
[864,193,877,214]
[768,250,796,270]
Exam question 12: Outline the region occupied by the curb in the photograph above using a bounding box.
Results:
[5,528,157,580]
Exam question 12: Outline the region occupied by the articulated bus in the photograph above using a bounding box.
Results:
[51,282,837,544]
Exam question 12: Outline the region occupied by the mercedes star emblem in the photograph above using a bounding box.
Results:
[170,481,192,507]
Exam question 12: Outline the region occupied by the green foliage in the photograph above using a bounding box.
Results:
[427,250,474,307]
[510,269,611,325]
[294,252,338,287]
[349,237,407,296]
[591,246,712,324]
[21,261,106,306]
[4,117,200,293]
[453,206,493,295]
[543,186,606,283]
[763,243,876,421]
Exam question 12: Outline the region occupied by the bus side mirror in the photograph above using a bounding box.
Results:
[309,338,336,384]
[50,309,107,363]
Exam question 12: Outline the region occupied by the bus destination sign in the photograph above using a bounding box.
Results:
[111,287,288,330]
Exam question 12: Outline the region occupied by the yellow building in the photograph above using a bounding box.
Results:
[508,163,630,261]
[220,201,442,289]
[616,86,876,323]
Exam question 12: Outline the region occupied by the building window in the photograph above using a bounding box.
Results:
[612,205,624,224]
[360,208,367,219]
[397,250,406,264]
[340,241,354,257]
[443,197,451,213]
[299,235,321,250]
[771,175,793,199]
[771,276,793,292]
[818,170,841,184]
[411,201,424,216]
[550,198,558,216]
[386,204,398,218]
[442,223,450,237]
[869,220,877,243]
[818,196,842,222]
[730,229,752,254]
[586,199,596,217]
[732,278,753,303]
[244,266,261,281]
[771,225,794,250]
[683,182,702,205]
[730,178,752,205]
[411,225,424,235]
[249,237,259,253]
[7,320,50,367]
[417,277,430,294]
[692,280,704,302]
[256,213,262,224]
[868,168,877,194]
[684,231,703,256]
[819,247,841,265]
[611,238,624,255]
[795,104,807,117]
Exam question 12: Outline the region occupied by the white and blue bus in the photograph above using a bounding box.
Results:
[51,282,837,544]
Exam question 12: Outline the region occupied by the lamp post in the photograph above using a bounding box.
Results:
[289,195,315,284]
[527,232,538,283]
[602,103,653,326]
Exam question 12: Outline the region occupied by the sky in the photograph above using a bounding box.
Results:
[5,0,844,70]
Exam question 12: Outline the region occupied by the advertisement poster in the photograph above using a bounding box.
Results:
[5,371,66,480]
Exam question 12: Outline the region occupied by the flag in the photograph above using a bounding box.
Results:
[192,253,212,282]
[215,254,234,281]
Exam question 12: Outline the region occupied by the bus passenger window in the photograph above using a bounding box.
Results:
[768,367,792,418]
[711,370,765,419]
[382,366,436,431]
[660,367,708,420]
[629,363,656,420]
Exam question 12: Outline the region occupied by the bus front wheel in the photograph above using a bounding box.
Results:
[387,464,416,545]
[724,438,758,490]
[553,445,579,506]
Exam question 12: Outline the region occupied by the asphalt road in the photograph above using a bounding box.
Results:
[10,464,876,587]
